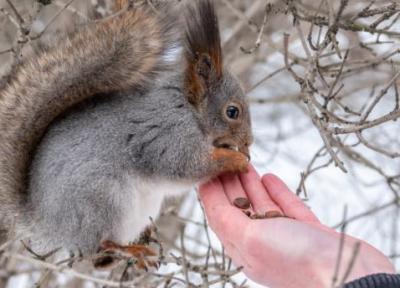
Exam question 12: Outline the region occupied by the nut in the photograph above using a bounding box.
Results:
[249,213,266,219]
[265,210,283,218]
[248,210,285,220]
[233,197,251,209]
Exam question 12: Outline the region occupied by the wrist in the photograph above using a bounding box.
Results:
[344,241,395,283]
[317,238,395,287]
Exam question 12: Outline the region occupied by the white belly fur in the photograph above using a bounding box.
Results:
[112,175,194,244]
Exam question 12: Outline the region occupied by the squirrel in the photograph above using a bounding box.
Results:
[0,0,253,260]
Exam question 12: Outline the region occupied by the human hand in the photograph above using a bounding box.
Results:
[199,164,395,288]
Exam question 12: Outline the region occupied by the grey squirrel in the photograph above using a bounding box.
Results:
[0,0,252,262]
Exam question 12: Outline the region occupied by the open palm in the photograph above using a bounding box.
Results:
[199,165,394,288]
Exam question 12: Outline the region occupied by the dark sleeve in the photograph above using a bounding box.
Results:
[345,274,400,288]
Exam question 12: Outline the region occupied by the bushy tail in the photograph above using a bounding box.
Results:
[0,5,177,233]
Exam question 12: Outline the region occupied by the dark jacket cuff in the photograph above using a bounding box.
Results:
[345,273,400,288]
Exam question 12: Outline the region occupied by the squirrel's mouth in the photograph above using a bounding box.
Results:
[217,143,239,152]
[213,139,251,161]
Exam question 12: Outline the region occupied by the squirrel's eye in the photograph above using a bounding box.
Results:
[226,105,240,119]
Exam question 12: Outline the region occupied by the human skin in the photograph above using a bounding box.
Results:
[199,164,395,288]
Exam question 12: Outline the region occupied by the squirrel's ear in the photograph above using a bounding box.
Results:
[184,0,222,107]
[113,0,131,11]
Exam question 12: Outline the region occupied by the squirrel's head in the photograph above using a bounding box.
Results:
[184,0,253,159]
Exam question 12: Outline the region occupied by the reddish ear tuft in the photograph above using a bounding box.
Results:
[184,0,223,107]
[113,0,128,11]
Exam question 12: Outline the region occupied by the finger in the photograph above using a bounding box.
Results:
[219,173,255,214]
[261,174,320,223]
[239,165,283,216]
[198,178,250,241]
[219,173,246,202]
[199,177,230,210]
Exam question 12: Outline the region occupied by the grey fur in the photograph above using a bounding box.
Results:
[1,0,253,256]
[26,71,251,254]
[0,5,178,235]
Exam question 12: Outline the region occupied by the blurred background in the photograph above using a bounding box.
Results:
[0,0,399,287]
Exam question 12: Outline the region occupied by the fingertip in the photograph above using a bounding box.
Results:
[261,174,273,189]
[261,173,270,183]
[261,173,280,182]
[262,173,289,190]
[240,163,261,184]
[261,173,293,206]
[241,163,258,176]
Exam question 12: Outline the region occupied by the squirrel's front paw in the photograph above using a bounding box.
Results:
[211,148,249,174]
